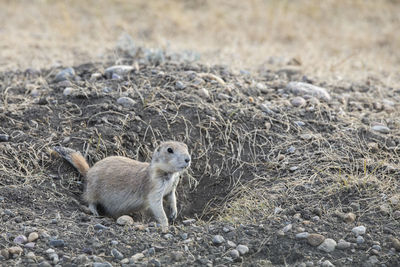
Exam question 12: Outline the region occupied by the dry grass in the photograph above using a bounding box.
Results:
[1,0,399,84]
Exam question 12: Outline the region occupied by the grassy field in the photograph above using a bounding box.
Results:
[1,0,399,83]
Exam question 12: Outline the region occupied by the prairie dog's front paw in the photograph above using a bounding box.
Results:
[169,207,177,222]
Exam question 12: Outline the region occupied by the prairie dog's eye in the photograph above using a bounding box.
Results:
[167,148,174,153]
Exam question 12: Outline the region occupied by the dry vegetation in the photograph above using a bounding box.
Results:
[1,0,400,83]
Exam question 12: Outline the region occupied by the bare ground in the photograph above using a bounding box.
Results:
[0,48,399,266]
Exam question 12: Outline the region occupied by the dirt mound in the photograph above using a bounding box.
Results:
[0,52,399,266]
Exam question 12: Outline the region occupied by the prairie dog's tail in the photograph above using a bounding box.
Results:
[53,146,90,176]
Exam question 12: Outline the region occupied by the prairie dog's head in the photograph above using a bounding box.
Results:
[151,141,191,173]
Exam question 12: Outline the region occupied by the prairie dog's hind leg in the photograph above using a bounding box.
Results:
[89,203,99,216]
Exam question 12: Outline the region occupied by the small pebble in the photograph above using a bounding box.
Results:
[63,87,74,96]
[321,260,334,267]
[337,239,351,250]
[13,235,27,244]
[286,82,331,101]
[371,125,390,134]
[287,146,296,154]
[94,223,109,230]
[296,232,309,239]
[117,97,136,108]
[227,240,236,248]
[111,248,124,260]
[307,234,325,246]
[24,242,35,249]
[131,252,145,263]
[236,244,249,255]
[294,121,305,127]
[28,232,39,242]
[391,237,400,251]
[54,67,75,82]
[352,226,366,236]
[212,235,225,245]
[318,238,337,252]
[182,219,196,225]
[343,212,356,223]
[26,252,35,259]
[163,233,173,239]
[8,246,23,255]
[148,258,161,267]
[393,210,400,220]
[283,224,292,232]
[171,251,184,261]
[291,96,306,107]
[198,88,210,99]
[49,239,65,247]
[0,134,10,142]
[116,215,134,225]
[175,81,186,90]
[105,65,134,78]
[229,249,240,259]
[356,235,365,244]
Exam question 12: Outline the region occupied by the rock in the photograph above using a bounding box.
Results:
[393,210,400,220]
[291,96,306,107]
[180,233,188,240]
[26,251,35,259]
[0,249,10,259]
[294,121,305,127]
[229,249,240,259]
[379,204,391,215]
[117,97,136,108]
[289,166,298,172]
[112,73,121,80]
[372,244,381,251]
[38,261,52,267]
[227,240,237,248]
[49,239,65,247]
[74,254,90,264]
[94,223,109,230]
[163,233,173,239]
[148,258,161,267]
[93,262,112,267]
[283,224,292,232]
[182,219,196,225]
[54,67,75,82]
[337,239,351,249]
[371,125,390,134]
[236,244,249,255]
[116,215,133,226]
[286,82,331,101]
[307,234,325,246]
[105,65,134,78]
[28,232,39,242]
[287,146,296,154]
[131,252,145,263]
[321,260,334,267]
[343,212,356,223]
[24,242,35,249]
[13,235,28,244]
[0,134,9,142]
[198,88,210,99]
[49,252,59,264]
[121,258,130,264]
[8,246,23,255]
[391,237,400,251]
[212,235,225,245]
[296,232,309,239]
[352,226,366,236]
[175,81,186,90]
[318,238,337,252]
[90,73,102,81]
[63,87,74,96]
[111,248,124,260]
[356,236,365,244]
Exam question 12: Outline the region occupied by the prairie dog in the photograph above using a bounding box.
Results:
[53,141,191,230]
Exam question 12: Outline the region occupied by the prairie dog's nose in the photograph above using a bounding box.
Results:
[185,158,190,163]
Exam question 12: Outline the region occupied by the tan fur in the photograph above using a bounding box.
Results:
[54,141,191,230]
